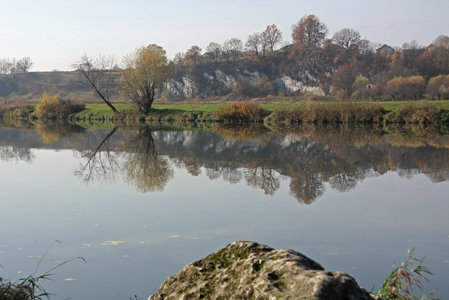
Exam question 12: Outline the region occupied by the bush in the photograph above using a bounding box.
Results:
[214,103,266,122]
[35,92,85,119]
[385,102,442,124]
[270,102,384,124]
[0,102,33,119]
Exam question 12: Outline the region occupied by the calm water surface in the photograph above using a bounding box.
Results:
[0,123,448,299]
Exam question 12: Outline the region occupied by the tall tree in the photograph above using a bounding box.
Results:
[71,53,120,113]
[185,45,202,66]
[331,63,359,99]
[15,57,33,73]
[245,33,262,56]
[262,24,283,52]
[121,46,172,114]
[291,14,328,48]
[173,52,185,65]
[332,28,363,53]
[224,38,243,62]
[206,42,222,61]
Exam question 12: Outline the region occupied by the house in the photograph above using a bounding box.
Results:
[245,51,258,57]
[376,44,395,56]
[203,52,215,60]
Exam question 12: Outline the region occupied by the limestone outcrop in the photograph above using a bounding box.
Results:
[148,241,381,300]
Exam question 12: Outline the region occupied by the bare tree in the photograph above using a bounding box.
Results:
[0,58,16,74]
[15,57,33,73]
[173,52,185,65]
[332,28,363,52]
[206,42,222,61]
[433,35,449,48]
[71,53,120,113]
[50,69,61,88]
[222,40,232,62]
[245,33,262,55]
[227,38,243,62]
[262,24,283,52]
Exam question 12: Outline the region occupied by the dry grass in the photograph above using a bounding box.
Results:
[0,102,33,119]
[384,101,443,125]
[214,103,267,122]
[270,102,385,124]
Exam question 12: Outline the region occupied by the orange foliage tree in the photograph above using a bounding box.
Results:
[185,45,202,66]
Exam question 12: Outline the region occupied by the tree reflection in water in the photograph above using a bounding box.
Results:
[74,126,173,193]
[10,121,446,203]
[0,145,34,163]
[121,126,173,193]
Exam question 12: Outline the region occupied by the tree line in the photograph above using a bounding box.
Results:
[66,14,449,114]
[172,14,449,101]
[0,57,33,74]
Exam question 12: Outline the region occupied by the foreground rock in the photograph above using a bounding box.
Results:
[149,241,381,300]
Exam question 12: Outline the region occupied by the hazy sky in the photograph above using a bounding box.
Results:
[2,0,448,71]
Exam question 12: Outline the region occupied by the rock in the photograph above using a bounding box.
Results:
[148,241,381,300]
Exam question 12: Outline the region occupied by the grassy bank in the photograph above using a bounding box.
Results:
[1,100,449,125]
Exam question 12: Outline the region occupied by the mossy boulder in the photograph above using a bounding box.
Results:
[148,241,381,300]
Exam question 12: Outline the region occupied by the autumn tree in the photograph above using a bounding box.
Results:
[431,35,449,72]
[385,77,403,100]
[71,53,120,113]
[245,33,262,56]
[351,76,370,99]
[205,42,222,61]
[406,76,426,100]
[331,63,359,99]
[427,74,449,99]
[385,76,425,100]
[262,24,283,52]
[185,45,202,66]
[291,14,328,48]
[121,46,172,114]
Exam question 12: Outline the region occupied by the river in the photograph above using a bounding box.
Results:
[0,122,448,299]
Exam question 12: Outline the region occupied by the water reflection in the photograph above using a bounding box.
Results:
[121,126,173,192]
[74,126,173,192]
[2,121,449,203]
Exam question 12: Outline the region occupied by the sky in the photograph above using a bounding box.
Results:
[1,0,448,72]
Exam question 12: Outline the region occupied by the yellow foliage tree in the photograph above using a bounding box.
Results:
[121,46,172,114]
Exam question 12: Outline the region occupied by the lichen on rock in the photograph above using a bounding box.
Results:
[148,241,381,300]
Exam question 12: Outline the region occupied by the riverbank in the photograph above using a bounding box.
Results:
[1,100,449,124]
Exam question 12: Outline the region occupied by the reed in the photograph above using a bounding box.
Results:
[376,247,436,300]
[270,102,385,124]
[384,101,442,125]
[0,102,33,119]
[214,103,267,122]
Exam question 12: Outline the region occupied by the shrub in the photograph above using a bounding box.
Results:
[270,102,384,124]
[385,102,442,124]
[35,92,85,119]
[0,102,33,119]
[214,103,266,122]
